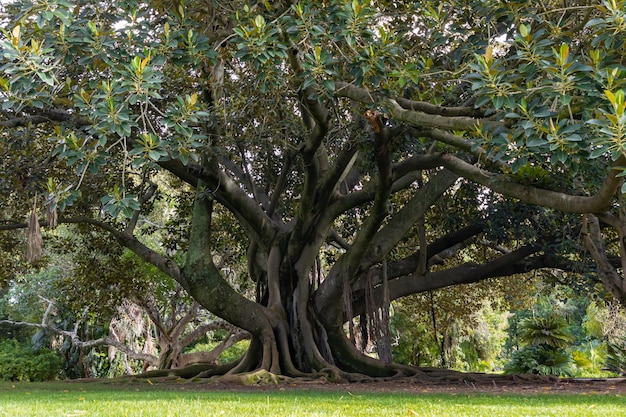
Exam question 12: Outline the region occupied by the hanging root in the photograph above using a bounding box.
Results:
[46,204,58,229]
[26,197,43,263]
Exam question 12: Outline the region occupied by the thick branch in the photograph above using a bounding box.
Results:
[334,82,482,117]
[219,156,271,210]
[315,113,394,322]
[317,144,359,209]
[0,109,90,128]
[351,223,485,295]
[158,158,279,247]
[348,111,393,277]
[350,244,543,317]
[359,168,459,269]
[181,182,279,353]
[441,154,623,213]
[582,214,626,306]
[386,99,503,131]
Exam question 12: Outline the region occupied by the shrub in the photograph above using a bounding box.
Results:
[518,315,574,348]
[0,339,63,381]
[604,342,626,376]
[504,313,575,377]
[504,345,574,377]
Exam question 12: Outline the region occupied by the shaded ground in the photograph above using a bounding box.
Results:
[121,376,626,396]
[311,377,626,395]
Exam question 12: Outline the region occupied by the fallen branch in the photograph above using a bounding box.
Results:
[0,298,159,366]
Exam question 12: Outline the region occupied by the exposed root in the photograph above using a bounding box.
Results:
[131,361,238,380]
[213,369,295,386]
[107,359,569,388]
[316,367,349,383]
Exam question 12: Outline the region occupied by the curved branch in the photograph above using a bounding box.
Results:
[0,215,179,281]
[385,98,502,131]
[0,316,158,366]
[416,128,506,170]
[334,82,482,117]
[352,244,543,315]
[391,153,445,180]
[63,216,181,280]
[169,302,201,341]
[350,223,485,296]
[181,182,279,357]
[0,108,90,128]
[219,156,271,210]
[327,155,442,219]
[177,330,251,368]
[441,154,623,214]
[158,158,280,247]
[359,168,458,269]
[179,320,239,348]
[582,214,626,306]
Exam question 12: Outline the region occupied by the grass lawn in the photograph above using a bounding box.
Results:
[0,381,624,417]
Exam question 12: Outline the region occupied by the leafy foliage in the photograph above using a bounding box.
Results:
[518,315,575,349]
[605,342,626,376]
[3,0,626,379]
[0,339,63,381]
[504,344,573,377]
[505,312,575,376]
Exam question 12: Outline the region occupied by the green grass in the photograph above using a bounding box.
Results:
[0,381,624,417]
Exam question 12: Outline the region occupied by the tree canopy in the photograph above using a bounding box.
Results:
[1,0,626,380]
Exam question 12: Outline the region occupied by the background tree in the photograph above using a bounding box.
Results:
[0,223,250,376]
[1,0,626,381]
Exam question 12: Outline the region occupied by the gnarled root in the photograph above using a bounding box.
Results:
[215,369,295,385]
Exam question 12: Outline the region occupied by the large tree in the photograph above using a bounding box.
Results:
[1,0,625,380]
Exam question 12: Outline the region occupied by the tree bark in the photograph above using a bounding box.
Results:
[582,214,626,307]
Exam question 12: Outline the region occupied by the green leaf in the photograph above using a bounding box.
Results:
[148,150,163,161]
[560,94,572,106]
[519,24,530,38]
[87,21,97,35]
[584,18,606,28]
[493,96,504,109]
[474,96,492,108]
[36,71,55,86]
[565,134,582,142]
[559,43,569,63]
[532,109,552,118]
[254,15,266,29]
[527,137,548,147]
[586,119,607,127]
